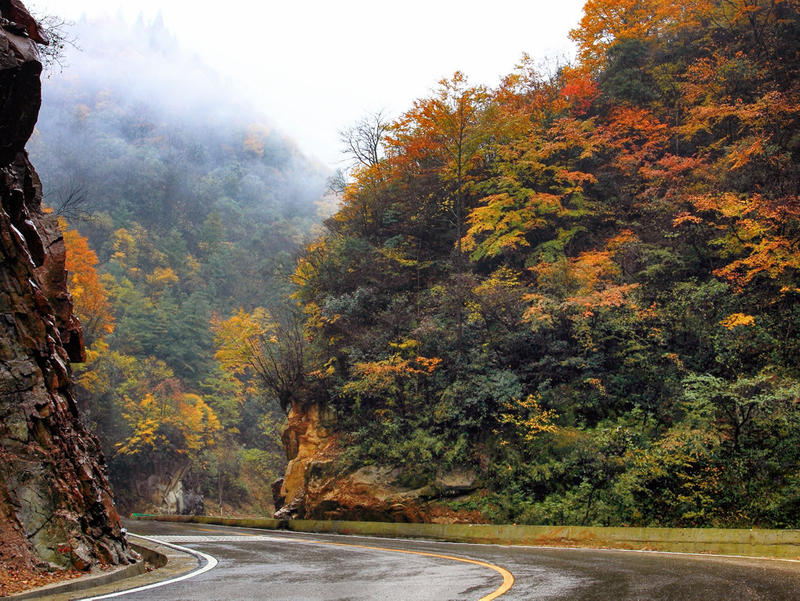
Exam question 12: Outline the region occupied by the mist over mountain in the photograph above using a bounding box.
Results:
[25,15,331,514]
[31,15,329,246]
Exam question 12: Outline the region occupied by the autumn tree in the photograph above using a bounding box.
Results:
[31,20,329,514]
[116,385,221,469]
[61,221,114,345]
[213,305,310,412]
[388,72,494,350]
[279,0,800,527]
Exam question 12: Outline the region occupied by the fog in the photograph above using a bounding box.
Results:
[29,15,329,234]
[30,0,586,168]
[43,14,304,154]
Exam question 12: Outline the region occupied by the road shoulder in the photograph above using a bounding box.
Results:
[5,535,199,601]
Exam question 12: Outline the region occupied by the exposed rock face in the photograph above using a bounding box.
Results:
[275,402,484,523]
[131,461,204,516]
[0,0,50,45]
[274,402,337,519]
[0,2,134,573]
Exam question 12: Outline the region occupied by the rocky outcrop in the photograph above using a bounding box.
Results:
[0,0,50,45]
[130,461,204,516]
[275,401,485,523]
[274,402,337,519]
[0,1,135,574]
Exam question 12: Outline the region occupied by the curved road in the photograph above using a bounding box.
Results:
[104,520,800,600]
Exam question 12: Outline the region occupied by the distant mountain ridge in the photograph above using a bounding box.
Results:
[26,14,329,516]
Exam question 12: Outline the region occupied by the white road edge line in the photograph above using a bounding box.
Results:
[77,535,218,600]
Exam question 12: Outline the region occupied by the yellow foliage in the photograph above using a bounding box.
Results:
[116,390,221,457]
[146,266,179,288]
[212,308,268,377]
[719,313,756,329]
[303,301,339,332]
[469,267,526,326]
[291,238,328,290]
[110,227,137,267]
[75,340,110,394]
[178,393,222,450]
[389,338,420,351]
[463,191,559,258]
[497,395,558,444]
[186,254,202,276]
[378,246,419,267]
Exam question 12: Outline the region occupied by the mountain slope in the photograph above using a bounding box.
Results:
[27,15,329,515]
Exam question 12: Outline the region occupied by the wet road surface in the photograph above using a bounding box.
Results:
[114,519,800,600]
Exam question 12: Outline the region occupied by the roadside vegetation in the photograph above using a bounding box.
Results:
[263,0,800,527]
[42,1,800,526]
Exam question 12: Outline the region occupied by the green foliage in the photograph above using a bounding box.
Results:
[46,4,800,523]
[285,0,800,527]
[33,16,328,512]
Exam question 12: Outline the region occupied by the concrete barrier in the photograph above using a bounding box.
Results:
[129,540,168,569]
[137,515,800,560]
[147,514,283,530]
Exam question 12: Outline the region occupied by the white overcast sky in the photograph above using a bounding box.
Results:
[29,0,586,169]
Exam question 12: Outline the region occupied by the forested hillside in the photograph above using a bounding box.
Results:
[28,16,328,513]
[265,0,800,526]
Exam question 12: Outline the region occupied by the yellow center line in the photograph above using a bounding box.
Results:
[175,526,514,599]
[299,537,515,601]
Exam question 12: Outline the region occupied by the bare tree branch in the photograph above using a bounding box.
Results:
[339,110,388,169]
[46,178,91,222]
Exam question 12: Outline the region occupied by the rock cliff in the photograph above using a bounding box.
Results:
[274,402,485,523]
[0,1,135,576]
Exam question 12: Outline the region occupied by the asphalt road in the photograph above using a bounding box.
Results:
[114,519,800,601]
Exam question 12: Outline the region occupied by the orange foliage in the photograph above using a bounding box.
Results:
[61,222,115,344]
[342,353,442,400]
[571,0,713,67]
[598,107,670,176]
[560,67,599,115]
[387,71,492,187]
[677,193,800,288]
[527,242,640,324]
[351,355,441,383]
[242,124,271,157]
